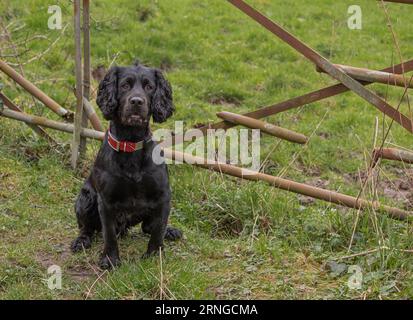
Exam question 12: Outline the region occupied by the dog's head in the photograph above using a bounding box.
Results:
[96,62,174,126]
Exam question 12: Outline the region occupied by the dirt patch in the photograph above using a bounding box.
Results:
[345,169,413,209]
[212,216,243,238]
[136,6,155,22]
[317,132,330,140]
[160,58,173,72]
[66,267,95,282]
[298,178,330,206]
[206,94,242,107]
[193,122,206,129]
[92,65,106,83]
[35,244,94,282]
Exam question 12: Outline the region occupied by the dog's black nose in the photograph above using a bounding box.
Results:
[130,96,144,106]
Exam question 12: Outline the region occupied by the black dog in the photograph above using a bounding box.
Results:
[70,62,182,269]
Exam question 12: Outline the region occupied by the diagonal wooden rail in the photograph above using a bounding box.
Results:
[228,0,413,133]
[217,111,308,144]
[0,92,56,144]
[166,59,413,148]
[0,59,73,120]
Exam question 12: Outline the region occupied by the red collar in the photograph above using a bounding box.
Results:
[107,129,148,153]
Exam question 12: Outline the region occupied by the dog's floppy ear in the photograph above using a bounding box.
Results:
[151,69,174,123]
[96,66,119,120]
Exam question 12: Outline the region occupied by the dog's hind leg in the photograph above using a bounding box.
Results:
[71,179,101,253]
[164,226,183,241]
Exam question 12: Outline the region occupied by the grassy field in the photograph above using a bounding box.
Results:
[1,0,413,299]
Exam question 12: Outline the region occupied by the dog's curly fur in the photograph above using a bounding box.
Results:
[70,62,181,269]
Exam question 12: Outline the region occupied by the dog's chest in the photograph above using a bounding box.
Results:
[103,170,166,209]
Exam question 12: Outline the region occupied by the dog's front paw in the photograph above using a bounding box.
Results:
[70,236,91,253]
[99,255,121,270]
[141,252,154,259]
[141,247,163,259]
[164,226,183,241]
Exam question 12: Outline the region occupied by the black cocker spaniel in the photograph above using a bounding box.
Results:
[70,62,182,269]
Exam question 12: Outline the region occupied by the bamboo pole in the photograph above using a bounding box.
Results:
[80,0,91,156]
[71,0,83,169]
[0,59,72,120]
[316,64,413,89]
[83,97,104,132]
[0,107,104,141]
[373,147,413,164]
[0,92,57,144]
[164,149,412,221]
[217,111,308,144]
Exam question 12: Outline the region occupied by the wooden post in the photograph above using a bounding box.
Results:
[80,0,91,156]
[71,0,83,169]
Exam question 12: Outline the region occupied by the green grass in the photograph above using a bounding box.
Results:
[1,0,413,299]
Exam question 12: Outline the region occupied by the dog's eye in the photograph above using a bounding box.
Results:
[145,84,154,91]
[121,83,130,90]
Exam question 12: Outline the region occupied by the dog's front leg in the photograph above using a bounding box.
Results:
[97,196,120,269]
[142,205,169,258]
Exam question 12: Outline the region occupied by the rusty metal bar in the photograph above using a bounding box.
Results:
[373,147,413,164]
[80,0,91,156]
[71,0,83,169]
[0,59,73,120]
[0,107,104,141]
[0,92,57,144]
[217,111,308,144]
[166,59,413,148]
[316,64,413,89]
[228,0,413,134]
[165,149,412,221]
